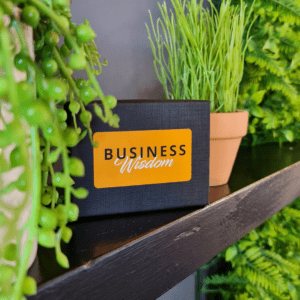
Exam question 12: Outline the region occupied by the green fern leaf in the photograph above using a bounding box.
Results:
[204,274,247,286]
[266,73,298,102]
[246,48,284,76]
[263,249,300,274]
[282,207,300,219]
[225,245,238,261]
[251,90,266,105]
[270,0,300,20]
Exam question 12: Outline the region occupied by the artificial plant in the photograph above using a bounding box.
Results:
[213,0,300,146]
[199,196,300,300]
[146,0,255,113]
[0,0,119,299]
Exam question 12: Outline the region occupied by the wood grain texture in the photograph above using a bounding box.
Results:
[30,160,300,300]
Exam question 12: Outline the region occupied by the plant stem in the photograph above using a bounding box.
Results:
[29,0,80,52]
[12,126,41,300]
[53,47,80,97]
[11,19,35,84]
[42,141,50,186]
[0,6,31,248]
[1,14,20,111]
[84,44,95,74]
[85,63,110,121]
[62,147,70,208]
[11,19,30,57]
[69,91,78,130]
[48,163,56,209]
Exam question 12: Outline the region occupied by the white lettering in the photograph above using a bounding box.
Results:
[137,160,146,169]
[113,156,174,174]
[160,159,174,167]
[133,156,141,169]
[154,160,162,168]
[145,156,157,168]
[114,156,133,174]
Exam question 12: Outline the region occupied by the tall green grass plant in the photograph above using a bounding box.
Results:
[146,0,255,112]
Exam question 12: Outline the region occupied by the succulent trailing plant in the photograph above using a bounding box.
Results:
[214,0,300,146]
[146,0,255,113]
[0,0,119,299]
[198,196,300,300]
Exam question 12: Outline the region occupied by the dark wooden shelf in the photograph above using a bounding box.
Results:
[29,142,300,300]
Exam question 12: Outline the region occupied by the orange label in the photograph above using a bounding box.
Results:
[93,129,192,188]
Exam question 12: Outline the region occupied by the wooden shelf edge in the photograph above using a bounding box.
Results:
[31,161,300,300]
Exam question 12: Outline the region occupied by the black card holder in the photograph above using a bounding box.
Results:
[68,100,210,217]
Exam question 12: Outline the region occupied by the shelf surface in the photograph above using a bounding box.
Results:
[28,142,300,300]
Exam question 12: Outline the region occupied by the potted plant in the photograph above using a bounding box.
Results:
[145,0,255,186]
[0,1,119,299]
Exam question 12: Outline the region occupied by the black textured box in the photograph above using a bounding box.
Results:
[70,100,209,217]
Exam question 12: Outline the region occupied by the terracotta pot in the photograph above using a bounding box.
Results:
[209,184,231,204]
[210,110,249,186]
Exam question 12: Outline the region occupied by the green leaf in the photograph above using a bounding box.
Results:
[94,103,104,119]
[288,282,297,300]
[251,106,264,118]
[52,172,74,187]
[22,276,37,296]
[108,114,120,128]
[0,212,6,226]
[3,243,16,261]
[79,130,88,142]
[0,181,18,195]
[56,204,68,226]
[48,148,61,164]
[238,240,255,251]
[0,265,15,283]
[249,125,256,134]
[67,203,79,222]
[0,153,9,173]
[262,110,277,129]
[225,245,238,261]
[0,131,12,148]
[56,251,69,268]
[289,52,300,70]
[283,130,294,142]
[250,90,266,105]
[38,228,56,248]
[71,187,89,199]
[68,157,85,177]
[61,227,73,243]
[263,40,279,56]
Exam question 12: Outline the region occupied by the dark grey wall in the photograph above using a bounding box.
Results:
[71,0,167,99]
[71,0,208,100]
[157,274,195,300]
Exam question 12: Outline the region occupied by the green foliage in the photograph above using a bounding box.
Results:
[0,1,119,299]
[146,0,254,112]
[198,196,300,299]
[218,0,300,146]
